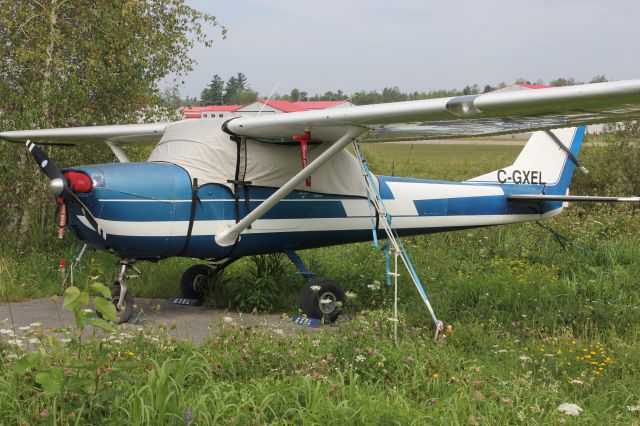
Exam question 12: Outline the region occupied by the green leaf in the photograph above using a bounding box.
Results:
[90,282,112,299]
[36,368,63,395]
[62,286,81,311]
[63,286,89,311]
[14,352,41,371]
[93,297,118,323]
[88,317,116,333]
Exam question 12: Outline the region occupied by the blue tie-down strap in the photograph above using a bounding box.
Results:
[384,242,392,286]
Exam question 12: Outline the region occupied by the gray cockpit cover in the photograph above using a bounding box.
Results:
[148,119,367,196]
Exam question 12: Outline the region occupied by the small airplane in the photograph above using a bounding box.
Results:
[2,80,640,324]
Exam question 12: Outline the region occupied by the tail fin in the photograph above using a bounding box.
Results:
[467,126,587,195]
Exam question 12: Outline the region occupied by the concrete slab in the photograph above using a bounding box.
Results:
[0,296,315,346]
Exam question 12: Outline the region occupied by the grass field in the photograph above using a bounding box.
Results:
[1,143,639,424]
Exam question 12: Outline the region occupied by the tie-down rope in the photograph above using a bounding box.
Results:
[353,141,444,340]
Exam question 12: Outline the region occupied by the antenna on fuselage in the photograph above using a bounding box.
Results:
[257,82,280,117]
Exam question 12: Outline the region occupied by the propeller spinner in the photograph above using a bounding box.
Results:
[26,141,106,239]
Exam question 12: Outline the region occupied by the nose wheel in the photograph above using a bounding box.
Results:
[96,260,137,324]
[108,282,134,324]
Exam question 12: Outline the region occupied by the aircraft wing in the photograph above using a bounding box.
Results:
[0,123,167,146]
[3,80,640,146]
[225,80,640,142]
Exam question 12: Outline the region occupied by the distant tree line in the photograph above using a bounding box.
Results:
[166,74,611,108]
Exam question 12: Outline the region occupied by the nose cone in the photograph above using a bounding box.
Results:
[49,178,65,196]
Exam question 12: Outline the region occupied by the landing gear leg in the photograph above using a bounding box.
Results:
[286,251,345,323]
[109,260,137,323]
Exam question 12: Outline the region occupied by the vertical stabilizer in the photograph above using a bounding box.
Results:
[467,126,586,195]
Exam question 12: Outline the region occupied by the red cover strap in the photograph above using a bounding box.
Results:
[293,131,312,187]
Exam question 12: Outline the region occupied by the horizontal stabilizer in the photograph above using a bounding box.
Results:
[507,194,640,203]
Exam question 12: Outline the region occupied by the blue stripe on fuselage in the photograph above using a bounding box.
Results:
[95,186,351,222]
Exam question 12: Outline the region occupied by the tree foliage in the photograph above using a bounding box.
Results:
[279,88,309,102]
[221,73,258,105]
[200,74,225,105]
[0,0,222,250]
[549,77,580,87]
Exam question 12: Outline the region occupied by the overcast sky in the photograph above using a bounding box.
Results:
[173,0,640,98]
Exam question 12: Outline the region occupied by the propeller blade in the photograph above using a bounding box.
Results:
[25,140,107,240]
[63,187,107,240]
[26,140,64,181]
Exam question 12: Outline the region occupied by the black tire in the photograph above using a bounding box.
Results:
[180,264,213,300]
[96,282,133,324]
[299,277,345,322]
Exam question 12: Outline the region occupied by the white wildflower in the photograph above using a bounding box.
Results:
[30,322,41,328]
[60,338,71,343]
[355,354,366,363]
[0,329,14,335]
[518,355,531,362]
[18,326,30,331]
[222,316,233,323]
[7,339,23,347]
[386,317,399,322]
[319,298,333,305]
[367,281,381,291]
[310,285,321,292]
[274,328,285,336]
[626,401,640,412]
[6,353,18,360]
[312,339,320,347]
[570,379,583,385]
[136,327,144,332]
[345,291,357,300]
[557,403,583,416]
[84,309,93,313]
[497,349,508,353]
[28,338,39,344]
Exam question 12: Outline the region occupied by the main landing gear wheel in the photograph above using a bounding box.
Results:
[299,277,345,323]
[180,264,213,301]
[102,282,133,324]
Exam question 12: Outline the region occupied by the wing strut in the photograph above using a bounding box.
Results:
[352,141,444,339]
[214,127,365,246]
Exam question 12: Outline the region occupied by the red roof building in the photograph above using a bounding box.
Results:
[293,100,350,110]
